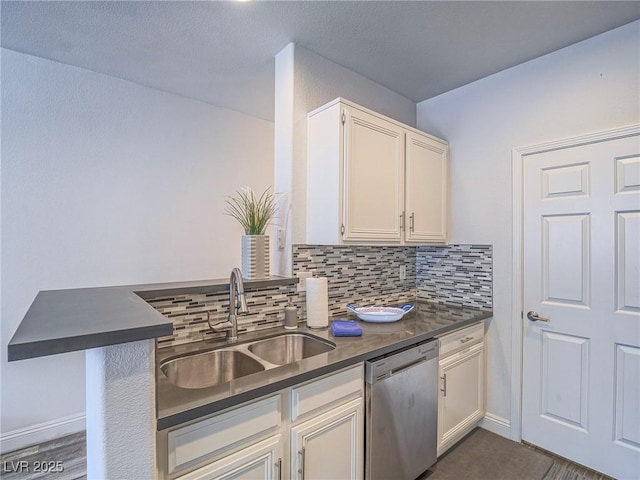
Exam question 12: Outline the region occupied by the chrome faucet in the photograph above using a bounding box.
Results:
[208,267,249,343]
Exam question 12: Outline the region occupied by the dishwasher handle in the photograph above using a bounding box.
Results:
[366,340,438,384]
[389,356,427,377]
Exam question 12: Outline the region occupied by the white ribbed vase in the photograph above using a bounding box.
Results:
[241,235,270,280]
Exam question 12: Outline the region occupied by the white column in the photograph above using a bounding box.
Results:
[274,42,295,277]
[85,339,156,479]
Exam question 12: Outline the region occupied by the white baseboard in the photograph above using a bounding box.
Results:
[479,412,511,439]
[0,413,86,454]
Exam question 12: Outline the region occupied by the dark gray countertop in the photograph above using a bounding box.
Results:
[8,276,296,361]
[156,300,492,430]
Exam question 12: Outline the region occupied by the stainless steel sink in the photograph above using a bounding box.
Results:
[159,333,336,389]
[160,349,265,389]
[248,333,335,365]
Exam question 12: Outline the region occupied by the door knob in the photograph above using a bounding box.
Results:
[527,311,550,323]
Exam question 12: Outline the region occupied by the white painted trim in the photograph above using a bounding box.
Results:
[510,146,524,442]
[479,413,511,439]
[510,124,640,445]
[515,124,640,156]
[0,413,85,454]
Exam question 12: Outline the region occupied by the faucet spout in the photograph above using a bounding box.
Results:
[233,269,248,314]
[227,267,248,342]
[207,268,249,343]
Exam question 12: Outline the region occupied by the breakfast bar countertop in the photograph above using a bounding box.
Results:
[7,276,297,361]
[156,300,492,430]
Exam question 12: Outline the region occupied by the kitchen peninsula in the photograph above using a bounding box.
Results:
[7,276,297,478]
[8,275,490,479]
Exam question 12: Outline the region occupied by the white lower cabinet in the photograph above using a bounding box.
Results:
[437,322,486,456]
[177,435,282,480]
[290,398,363,480]
[161,365,364,480]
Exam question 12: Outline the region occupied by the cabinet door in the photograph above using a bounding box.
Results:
[438,343,485,455]
[166,395,280,475]
[405,131,448,243]
[291,398,363,480]
[343,106,405,242]
[176,435,282,480]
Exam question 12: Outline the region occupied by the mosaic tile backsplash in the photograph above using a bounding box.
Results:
[416,244,492,310]
[292,244,417,317]
[149,283,301,348]
[151,243,492,348]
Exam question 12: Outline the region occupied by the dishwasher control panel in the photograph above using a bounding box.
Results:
[365,339,438,384]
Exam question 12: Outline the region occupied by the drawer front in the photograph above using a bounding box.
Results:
[167,395,280,474]
[439,322,484,358]
[291,365,363,422]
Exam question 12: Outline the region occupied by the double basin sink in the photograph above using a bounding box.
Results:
[160,333,336,390]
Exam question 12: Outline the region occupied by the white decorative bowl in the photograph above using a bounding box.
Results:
[346,303,414,323]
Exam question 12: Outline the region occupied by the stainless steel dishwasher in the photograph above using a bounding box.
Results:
[365,340,439,480]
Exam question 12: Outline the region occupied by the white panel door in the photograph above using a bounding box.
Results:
[437,343,485,455]
[291,398,363,480]
[343,106,405,242]
[522,136,640,479]
[177,435,282,480]
[405,131,448,243]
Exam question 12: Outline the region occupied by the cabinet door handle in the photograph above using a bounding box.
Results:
[460,336,474,344]
[276,457,282,480]
[440,373,447,397]
[410,212,415,232]
[400,212,405,231]
[298,447,306,479]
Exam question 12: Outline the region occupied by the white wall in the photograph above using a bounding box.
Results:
[273,43,416,274]
[417,21,640,435]
[0,48,274,450]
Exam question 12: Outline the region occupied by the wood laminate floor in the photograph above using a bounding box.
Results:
[0,429,616,479]
[0,432,85,480]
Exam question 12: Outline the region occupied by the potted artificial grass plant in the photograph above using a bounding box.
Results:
[225,186,276,279]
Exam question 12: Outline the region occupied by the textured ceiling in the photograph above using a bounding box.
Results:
[2,1,639,121]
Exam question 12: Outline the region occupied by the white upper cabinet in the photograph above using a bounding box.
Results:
[307,98,448,245]
[405,131,448,243]
[343,106,405,242]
